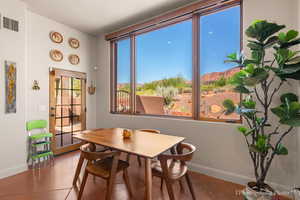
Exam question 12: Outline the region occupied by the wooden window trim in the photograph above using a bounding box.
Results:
[52,68,87,79]
[105,0,240,41]
[110,2,242,123]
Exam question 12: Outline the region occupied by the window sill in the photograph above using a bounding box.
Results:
[110,112,242,125]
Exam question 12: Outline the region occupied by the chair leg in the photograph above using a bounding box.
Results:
[179,180,184,192]
[165,179,175,200]
[185,173,196,200]
[126,153,131,163]
[78,170,88,200]
[137,156,142,167]
[73,154,84,186]
[160,178,164,190]
[106,179,114,200]
[123,169,133,197]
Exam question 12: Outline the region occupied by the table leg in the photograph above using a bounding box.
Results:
[145,158,152,200]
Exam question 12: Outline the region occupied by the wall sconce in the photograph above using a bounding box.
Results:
[88,80,96,95]
[32,80,40,90]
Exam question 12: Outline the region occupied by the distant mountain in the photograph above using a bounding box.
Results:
[200,66,240,84]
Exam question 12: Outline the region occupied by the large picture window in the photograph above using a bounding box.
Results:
[199,6,241,121]
[136,20,192,117]
[110,3,241,123]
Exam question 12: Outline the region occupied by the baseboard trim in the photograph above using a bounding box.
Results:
[188,162,289,191]
[0,164,28,179]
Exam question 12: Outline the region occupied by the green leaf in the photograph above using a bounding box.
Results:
[278,30,298,43]
[244,64,255,74]
[280,93,299,103]
[227,53,238,60]
[278,70,300,80]
[286,30,299,41]
[251,50,263,63]
[242,98,256,109]
[278,32,286,42]
[272,97,300,126]
[287,56,300,64]
[280,38,300,49]
[244,68,269,86]
[256,135,268,152]
[223,99,235,115]
[230,71,248,85]
[280,117,300,126]
[271,106,286,119]
[281,63,300,74]
[247,41,263,50]
[246,20,285,42]
[275,144,288,155]
[237,126,248,135]
[234,85,251,94]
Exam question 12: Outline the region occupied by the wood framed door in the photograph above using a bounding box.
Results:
[49,68,87,155]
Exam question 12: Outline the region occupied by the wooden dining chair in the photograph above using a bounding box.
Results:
[77,143,132,200]
[126,129,161,166]
[152,142,196,200]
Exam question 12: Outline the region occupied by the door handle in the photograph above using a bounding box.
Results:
[50,114,55,117]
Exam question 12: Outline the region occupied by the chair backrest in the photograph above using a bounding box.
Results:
[137,95,165,115]
[176,143,196,162]
[158,142,196,162]
[80,143,120,161]
[138,129,161,134]
[26,120,47,131]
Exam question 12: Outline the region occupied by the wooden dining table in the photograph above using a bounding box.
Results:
[73,128,185,200]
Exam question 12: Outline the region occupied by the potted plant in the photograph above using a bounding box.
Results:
[223,20,300,199]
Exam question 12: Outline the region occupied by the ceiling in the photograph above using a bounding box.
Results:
[22,0,199,35]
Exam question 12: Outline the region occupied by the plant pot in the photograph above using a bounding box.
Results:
[243,182,274,200]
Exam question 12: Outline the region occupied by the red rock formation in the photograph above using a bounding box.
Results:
[200,67,240,84]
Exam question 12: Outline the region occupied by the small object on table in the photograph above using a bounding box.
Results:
[123,129,132,139]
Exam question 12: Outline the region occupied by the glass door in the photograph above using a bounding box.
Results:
[49,69,86,155]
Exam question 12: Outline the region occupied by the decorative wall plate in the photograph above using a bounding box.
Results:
[49,31,63,43]
[69,38,80,49]
[68,54,80,65]
[50,49,63,62]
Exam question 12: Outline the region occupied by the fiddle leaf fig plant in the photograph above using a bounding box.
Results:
[223,20,300,191]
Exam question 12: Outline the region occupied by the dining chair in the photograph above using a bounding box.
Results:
[126,129,161,166]
[152,142,196,200]
[77,143,132,200]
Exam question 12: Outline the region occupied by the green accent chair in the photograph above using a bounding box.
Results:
[26,120,54,168]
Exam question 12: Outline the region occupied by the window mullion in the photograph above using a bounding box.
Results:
[130,35,136,114]
[110,41,117,113]
[192,14,200,120]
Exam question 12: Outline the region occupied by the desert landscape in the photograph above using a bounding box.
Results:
[117,67,240,120]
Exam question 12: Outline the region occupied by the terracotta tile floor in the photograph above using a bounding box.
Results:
[0,151,244,200]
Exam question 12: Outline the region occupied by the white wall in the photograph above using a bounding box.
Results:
[0,0,27,178]
[26,11,98,129]
[0,1,98,178]
[95,0,300,189]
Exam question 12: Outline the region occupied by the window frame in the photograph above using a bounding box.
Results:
[110,1,243,123]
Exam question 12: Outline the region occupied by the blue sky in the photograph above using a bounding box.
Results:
[117,6,240,84]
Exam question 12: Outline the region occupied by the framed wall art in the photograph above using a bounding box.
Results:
[50,49,63,62]
[68,54,80,65]
[49,31,63,44]
[5,61,17,113]
[69,38,80,49]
